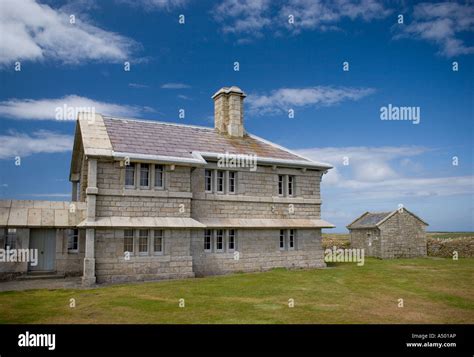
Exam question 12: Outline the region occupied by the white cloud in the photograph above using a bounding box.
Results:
[0,0,138,66]
[161,83,191,89]
[247,86,374,115]
[295,145,473,199]
[213,0,391,40]
[119,0,188,10]
[129,83,150,89]
[396,2,474,57]
[0,130,73,159]
[0,95,153,120]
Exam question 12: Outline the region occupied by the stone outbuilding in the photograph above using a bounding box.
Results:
[347,208,428,258]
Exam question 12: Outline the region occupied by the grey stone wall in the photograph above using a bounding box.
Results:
[379,211,427,258]
[191,229,325,277]
[55,229,85,276]
[349,228,382,258]
[94,229,194,283]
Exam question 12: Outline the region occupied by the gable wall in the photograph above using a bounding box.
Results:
[379,210,427,258]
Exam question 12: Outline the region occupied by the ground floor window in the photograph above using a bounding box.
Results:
[4,228,17,249]
[67,229,79,253]
[124,229,134,255]
[124,229,166,256]
[279,229,297,251]
[204,229,237,253]
[154,230,163,255]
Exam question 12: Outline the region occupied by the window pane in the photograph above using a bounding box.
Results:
[140,164,149,187]
[139,230,148,253]
[289,229,295,248]
[205,170,212,192]
[124,230,134,253]
[155,165,163,188]
[6,228,17,249]
[204,229,212,251]
[216,229,223,250]
[125,164,135,186]
[217,171,224,192]
[288,176,294,196]
[154,230,163,252]
[229,172,236,193]
[279,229,285,249]
[278,175,284,195]
[67,229,79,250]
[228,229,235,250]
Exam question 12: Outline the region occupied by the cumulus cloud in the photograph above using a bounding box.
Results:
[247,86,375,115]
[395,2,474,57]
[0,0,138,66]
[0,95,154,120]
[0,130,73,159]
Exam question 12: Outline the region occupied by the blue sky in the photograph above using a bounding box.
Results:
[0,0,473,232]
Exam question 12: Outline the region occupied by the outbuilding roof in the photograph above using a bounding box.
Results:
[347,208,428,229]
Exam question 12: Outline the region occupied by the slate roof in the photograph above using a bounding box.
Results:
[347,212,392,229]
[102,116,310,162]
[347,209,429,229]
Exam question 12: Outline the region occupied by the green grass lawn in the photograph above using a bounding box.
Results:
[1,257,473,324]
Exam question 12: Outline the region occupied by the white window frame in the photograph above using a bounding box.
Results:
[125,163,136,188]
[153,229,164,255]
[138,229,149,255]
[205,169,213,193]
[204,229,212,252]
[67,229,79,253]
[154,164,164,189]
[124,229,134,256]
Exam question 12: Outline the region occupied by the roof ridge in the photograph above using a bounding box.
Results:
[102,115,215,131]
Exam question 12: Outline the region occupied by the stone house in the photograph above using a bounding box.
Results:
[0,86,334,285]
[347,208,428,258]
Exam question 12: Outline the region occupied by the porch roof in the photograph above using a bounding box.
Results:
[77,216,206,229]
[0,200,86,228]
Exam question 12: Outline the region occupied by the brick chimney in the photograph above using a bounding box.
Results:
[212,86,246,137]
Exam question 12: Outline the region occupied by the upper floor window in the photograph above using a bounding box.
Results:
[205,170,213,192]
[140,164,150,188]
[216,171,224,193]
[277,175,295,197]
[4,228,17,249]
[278,175,284,196]
[228,172,236,193]
[125,164,135,187]
[154,230,163,254]
[67,229,79,252]
[155,165,164,189]
[288,176,294,196]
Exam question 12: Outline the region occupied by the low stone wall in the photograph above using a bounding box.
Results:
[427,237,474,258]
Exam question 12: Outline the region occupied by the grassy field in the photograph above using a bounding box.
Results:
[0,257,472,324]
